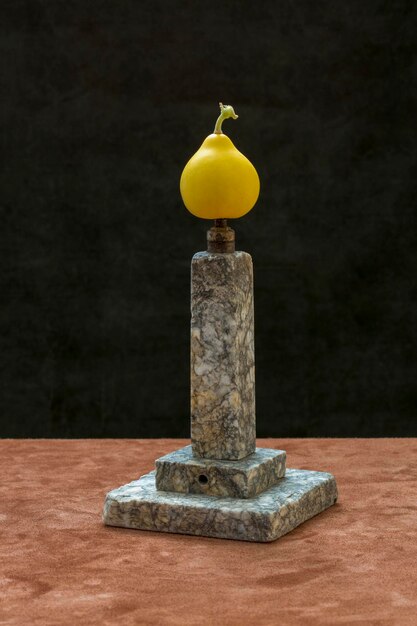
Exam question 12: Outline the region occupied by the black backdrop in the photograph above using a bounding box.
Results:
[1,1,416,438]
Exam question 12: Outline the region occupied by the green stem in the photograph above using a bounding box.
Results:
[214,102,238,134]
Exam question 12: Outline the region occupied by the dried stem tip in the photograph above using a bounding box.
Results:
[214,103,238,134]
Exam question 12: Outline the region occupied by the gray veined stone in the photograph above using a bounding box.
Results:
[191,251,256,460]
[155,445,286,498]
[102,245,339,542]
[103,468,338,543]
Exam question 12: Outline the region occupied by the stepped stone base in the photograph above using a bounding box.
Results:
[103,468,338,543]
[155,445,286,498]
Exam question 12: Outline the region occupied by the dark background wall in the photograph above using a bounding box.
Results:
[1,0,416,438]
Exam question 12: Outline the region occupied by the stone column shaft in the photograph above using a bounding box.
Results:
[191,251,256,460]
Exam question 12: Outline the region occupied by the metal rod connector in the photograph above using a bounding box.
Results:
[207,219,235,253]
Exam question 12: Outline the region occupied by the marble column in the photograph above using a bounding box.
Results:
[190,250,256,460]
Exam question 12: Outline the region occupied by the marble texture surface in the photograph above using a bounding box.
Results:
[155,444,286,498]
[191,251,256,460]
[103,468,338,542]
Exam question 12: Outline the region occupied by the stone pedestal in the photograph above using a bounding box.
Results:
[103,240,338,542]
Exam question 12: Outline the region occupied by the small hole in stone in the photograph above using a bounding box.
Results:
[198,474,208,485]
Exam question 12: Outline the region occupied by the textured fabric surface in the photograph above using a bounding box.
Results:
[0,438,416,625]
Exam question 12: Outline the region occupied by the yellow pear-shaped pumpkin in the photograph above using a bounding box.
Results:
[180,104,260,220]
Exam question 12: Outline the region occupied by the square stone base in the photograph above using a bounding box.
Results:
[103,468,338,543]
[155,445,286,498]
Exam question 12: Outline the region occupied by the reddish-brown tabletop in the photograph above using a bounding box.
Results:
[0,438,416,625]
